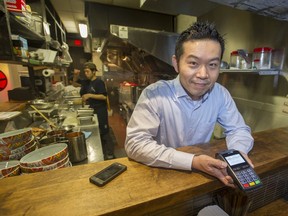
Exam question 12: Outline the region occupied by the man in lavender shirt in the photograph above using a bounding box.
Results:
[125,21,254,188]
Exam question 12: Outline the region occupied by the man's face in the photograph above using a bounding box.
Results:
[172,39,221,100]
[84,68,94,80]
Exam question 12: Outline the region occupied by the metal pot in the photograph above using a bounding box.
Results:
[61,125,75,133]
[46,129,67,138]
[220,61,229,69]
[65,132,87,163]
[39,136,57,147]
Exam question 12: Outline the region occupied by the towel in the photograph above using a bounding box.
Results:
[82,131,92,139]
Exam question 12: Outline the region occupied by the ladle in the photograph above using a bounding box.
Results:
[30,105,57,129]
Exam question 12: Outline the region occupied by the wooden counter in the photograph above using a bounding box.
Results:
[0,127,288,215]
[0,101,27,112]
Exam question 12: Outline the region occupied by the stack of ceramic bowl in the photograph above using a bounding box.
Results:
[0,160,20,179]
[20,143,71,174]
[0,128,37,162]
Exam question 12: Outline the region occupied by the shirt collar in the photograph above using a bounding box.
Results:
[173,75,212,102]
[174,75,187,98]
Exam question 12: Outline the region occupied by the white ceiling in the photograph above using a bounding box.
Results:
[50,0,152,34]
[50,0,288,35]
[50,0,86,33]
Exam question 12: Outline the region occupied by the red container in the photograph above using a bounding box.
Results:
[6,0,27,17]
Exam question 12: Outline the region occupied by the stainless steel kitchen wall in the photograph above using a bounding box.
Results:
[199,5,288,134]
[99,25,178,81]
[85,2,175,38]
[216,72,288,134]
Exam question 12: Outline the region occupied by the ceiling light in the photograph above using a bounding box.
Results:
[79,23,88,38]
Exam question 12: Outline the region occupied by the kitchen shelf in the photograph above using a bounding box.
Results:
[0,1,46,64]
[0,58,29,65]
[9,14,45,41]
[220,69,280,75]
[0,3,4,13]
[0,2,45,41]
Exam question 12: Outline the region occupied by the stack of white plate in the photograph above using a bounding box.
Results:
[0,128,37,162]
[20,143,71,174]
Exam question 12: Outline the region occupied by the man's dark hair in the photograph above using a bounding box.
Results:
[175,21,225,63]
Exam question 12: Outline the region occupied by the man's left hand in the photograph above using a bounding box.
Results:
[82,94,91,102]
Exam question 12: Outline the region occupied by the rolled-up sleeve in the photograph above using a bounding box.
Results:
[125,86,194,171]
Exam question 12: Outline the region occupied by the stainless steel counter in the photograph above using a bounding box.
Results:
[25,107,104,165]
[61,112,104,165]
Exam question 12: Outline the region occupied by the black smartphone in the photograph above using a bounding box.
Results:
[89,162,127,187]
[216,149,263,191]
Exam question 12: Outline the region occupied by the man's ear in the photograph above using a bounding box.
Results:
[172,55,179,74]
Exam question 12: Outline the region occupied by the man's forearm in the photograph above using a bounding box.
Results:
[86,93,107,101]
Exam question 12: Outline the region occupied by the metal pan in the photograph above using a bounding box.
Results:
[29,99,54,110]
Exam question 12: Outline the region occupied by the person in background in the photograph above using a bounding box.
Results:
[79,62,115,160]
[125,21,254,188]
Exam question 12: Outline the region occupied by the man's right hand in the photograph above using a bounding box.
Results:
[192,154,236,188]
[73,69,80,76]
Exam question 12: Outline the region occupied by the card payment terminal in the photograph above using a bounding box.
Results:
[216,149,263,191]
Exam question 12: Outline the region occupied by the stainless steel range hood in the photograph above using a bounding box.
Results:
[99,25,178,79]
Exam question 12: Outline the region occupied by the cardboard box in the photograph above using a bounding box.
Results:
[11,34,28,49]
[11,34,28,58]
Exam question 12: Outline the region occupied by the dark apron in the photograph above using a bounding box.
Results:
[93,104,109,135]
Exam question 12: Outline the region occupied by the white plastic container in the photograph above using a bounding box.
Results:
[252,47,272,69]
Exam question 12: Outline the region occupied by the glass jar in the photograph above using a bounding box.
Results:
[252,47,272,69]
[230,51,242,69]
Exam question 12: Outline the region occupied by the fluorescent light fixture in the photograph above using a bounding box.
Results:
[79,23,88,38]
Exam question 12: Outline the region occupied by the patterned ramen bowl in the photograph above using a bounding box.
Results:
[0,128,32,149]
[0,141,37,162]
[20,143,68,168]
[0,160,20,179]
[20,154,69,173]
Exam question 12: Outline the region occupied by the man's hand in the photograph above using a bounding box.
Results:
[192,155,236,188]
[73,69,80,76]
[82,94,91,103]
